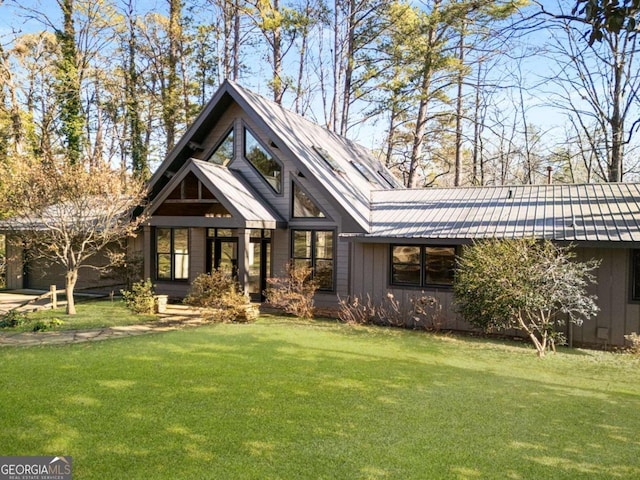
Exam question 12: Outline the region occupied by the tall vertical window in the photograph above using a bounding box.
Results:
[391,245,455,287]
[292,230,334,291]
[208,128,234,166]
[156,228,189,280]
[244,127,282,193]
[632,250,640,301]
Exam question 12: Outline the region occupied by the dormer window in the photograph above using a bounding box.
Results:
[244,127,282,193]
[208,128,234,166]
[313,145,344,173]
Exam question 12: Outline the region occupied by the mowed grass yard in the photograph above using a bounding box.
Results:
[8,299,157,332]
[1,317,640,479]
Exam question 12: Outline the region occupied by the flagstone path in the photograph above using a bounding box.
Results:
[0,293,207,347]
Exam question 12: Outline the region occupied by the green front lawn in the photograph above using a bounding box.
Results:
[4,299,156,332]
[1,318,639,479]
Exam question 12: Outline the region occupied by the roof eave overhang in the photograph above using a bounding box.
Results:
[146,216,285,229]
[342,233,640,248]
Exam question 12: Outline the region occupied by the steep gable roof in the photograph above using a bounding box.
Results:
[361,183,640,243]
[148,158,284,229]
[148,80,398,233]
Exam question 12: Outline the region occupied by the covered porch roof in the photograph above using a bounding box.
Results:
[146,159,286,229]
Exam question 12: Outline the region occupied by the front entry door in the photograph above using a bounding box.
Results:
[206,238,238,275]
[248,235,271,301]
[206,229,271,301]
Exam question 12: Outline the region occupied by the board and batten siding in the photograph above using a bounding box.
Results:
[571,246,640,348]
[349,242,472,331]
[6,239,24,290]
[349,242,640,347]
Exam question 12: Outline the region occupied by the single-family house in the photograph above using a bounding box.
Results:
[8,80,640,347]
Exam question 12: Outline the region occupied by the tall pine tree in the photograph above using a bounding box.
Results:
[55,0,84,165]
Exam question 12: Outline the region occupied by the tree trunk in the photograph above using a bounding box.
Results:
[0,44,24,155]
[331,0,341,132]
[454,21,466,187]
[295,1,310,114]
[517,312,546,357]
[385,103,399,168]
[408,0,440,188]
[609,50,624,182]
[233,0,241,81]
[65,269,78,315]
[339,0,356,136]
[56,0,84,165]
[409,75,431,188]
[164,0,182,153]
[272,0,283,104]
[222,0,233,80]
[472,70,480,185]
[126,0,148,180]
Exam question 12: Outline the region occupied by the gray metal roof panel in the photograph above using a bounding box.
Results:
[228,81,398,232]
[366,184,640,242]
[191,160,283,225]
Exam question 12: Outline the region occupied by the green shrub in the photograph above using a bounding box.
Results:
[121,279,156,315]
[265,262,317,319]
[32,318,64,332]
[184,271,255,323]
[454,238,600,357]
[0,310,27,328]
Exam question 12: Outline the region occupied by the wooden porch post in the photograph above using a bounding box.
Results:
[237,228,251,295]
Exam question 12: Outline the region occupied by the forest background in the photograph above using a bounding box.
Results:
[0,0,638,188]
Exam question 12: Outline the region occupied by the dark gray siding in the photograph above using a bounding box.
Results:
[350,242,640,348]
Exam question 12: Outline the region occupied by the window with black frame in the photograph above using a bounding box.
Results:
[292,230,334,291]
[391,245,455,287]
[208,128,234,166]
[292,182,325,218]
[632,250,640,301]
[156,228,189,280]
[244,128,282,193]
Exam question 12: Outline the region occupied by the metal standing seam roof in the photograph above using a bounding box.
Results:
[364,183,640,242]
[227,81,400,231]
[190,160,283,227]
[147,80,400,234]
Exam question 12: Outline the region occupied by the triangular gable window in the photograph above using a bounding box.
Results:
[293,182,325,218]
[208,129,234,166]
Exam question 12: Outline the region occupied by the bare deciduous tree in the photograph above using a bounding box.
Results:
[543,1,640,182]
[1,161,147,315]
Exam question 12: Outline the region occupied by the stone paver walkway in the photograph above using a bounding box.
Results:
[0,305,207,347]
